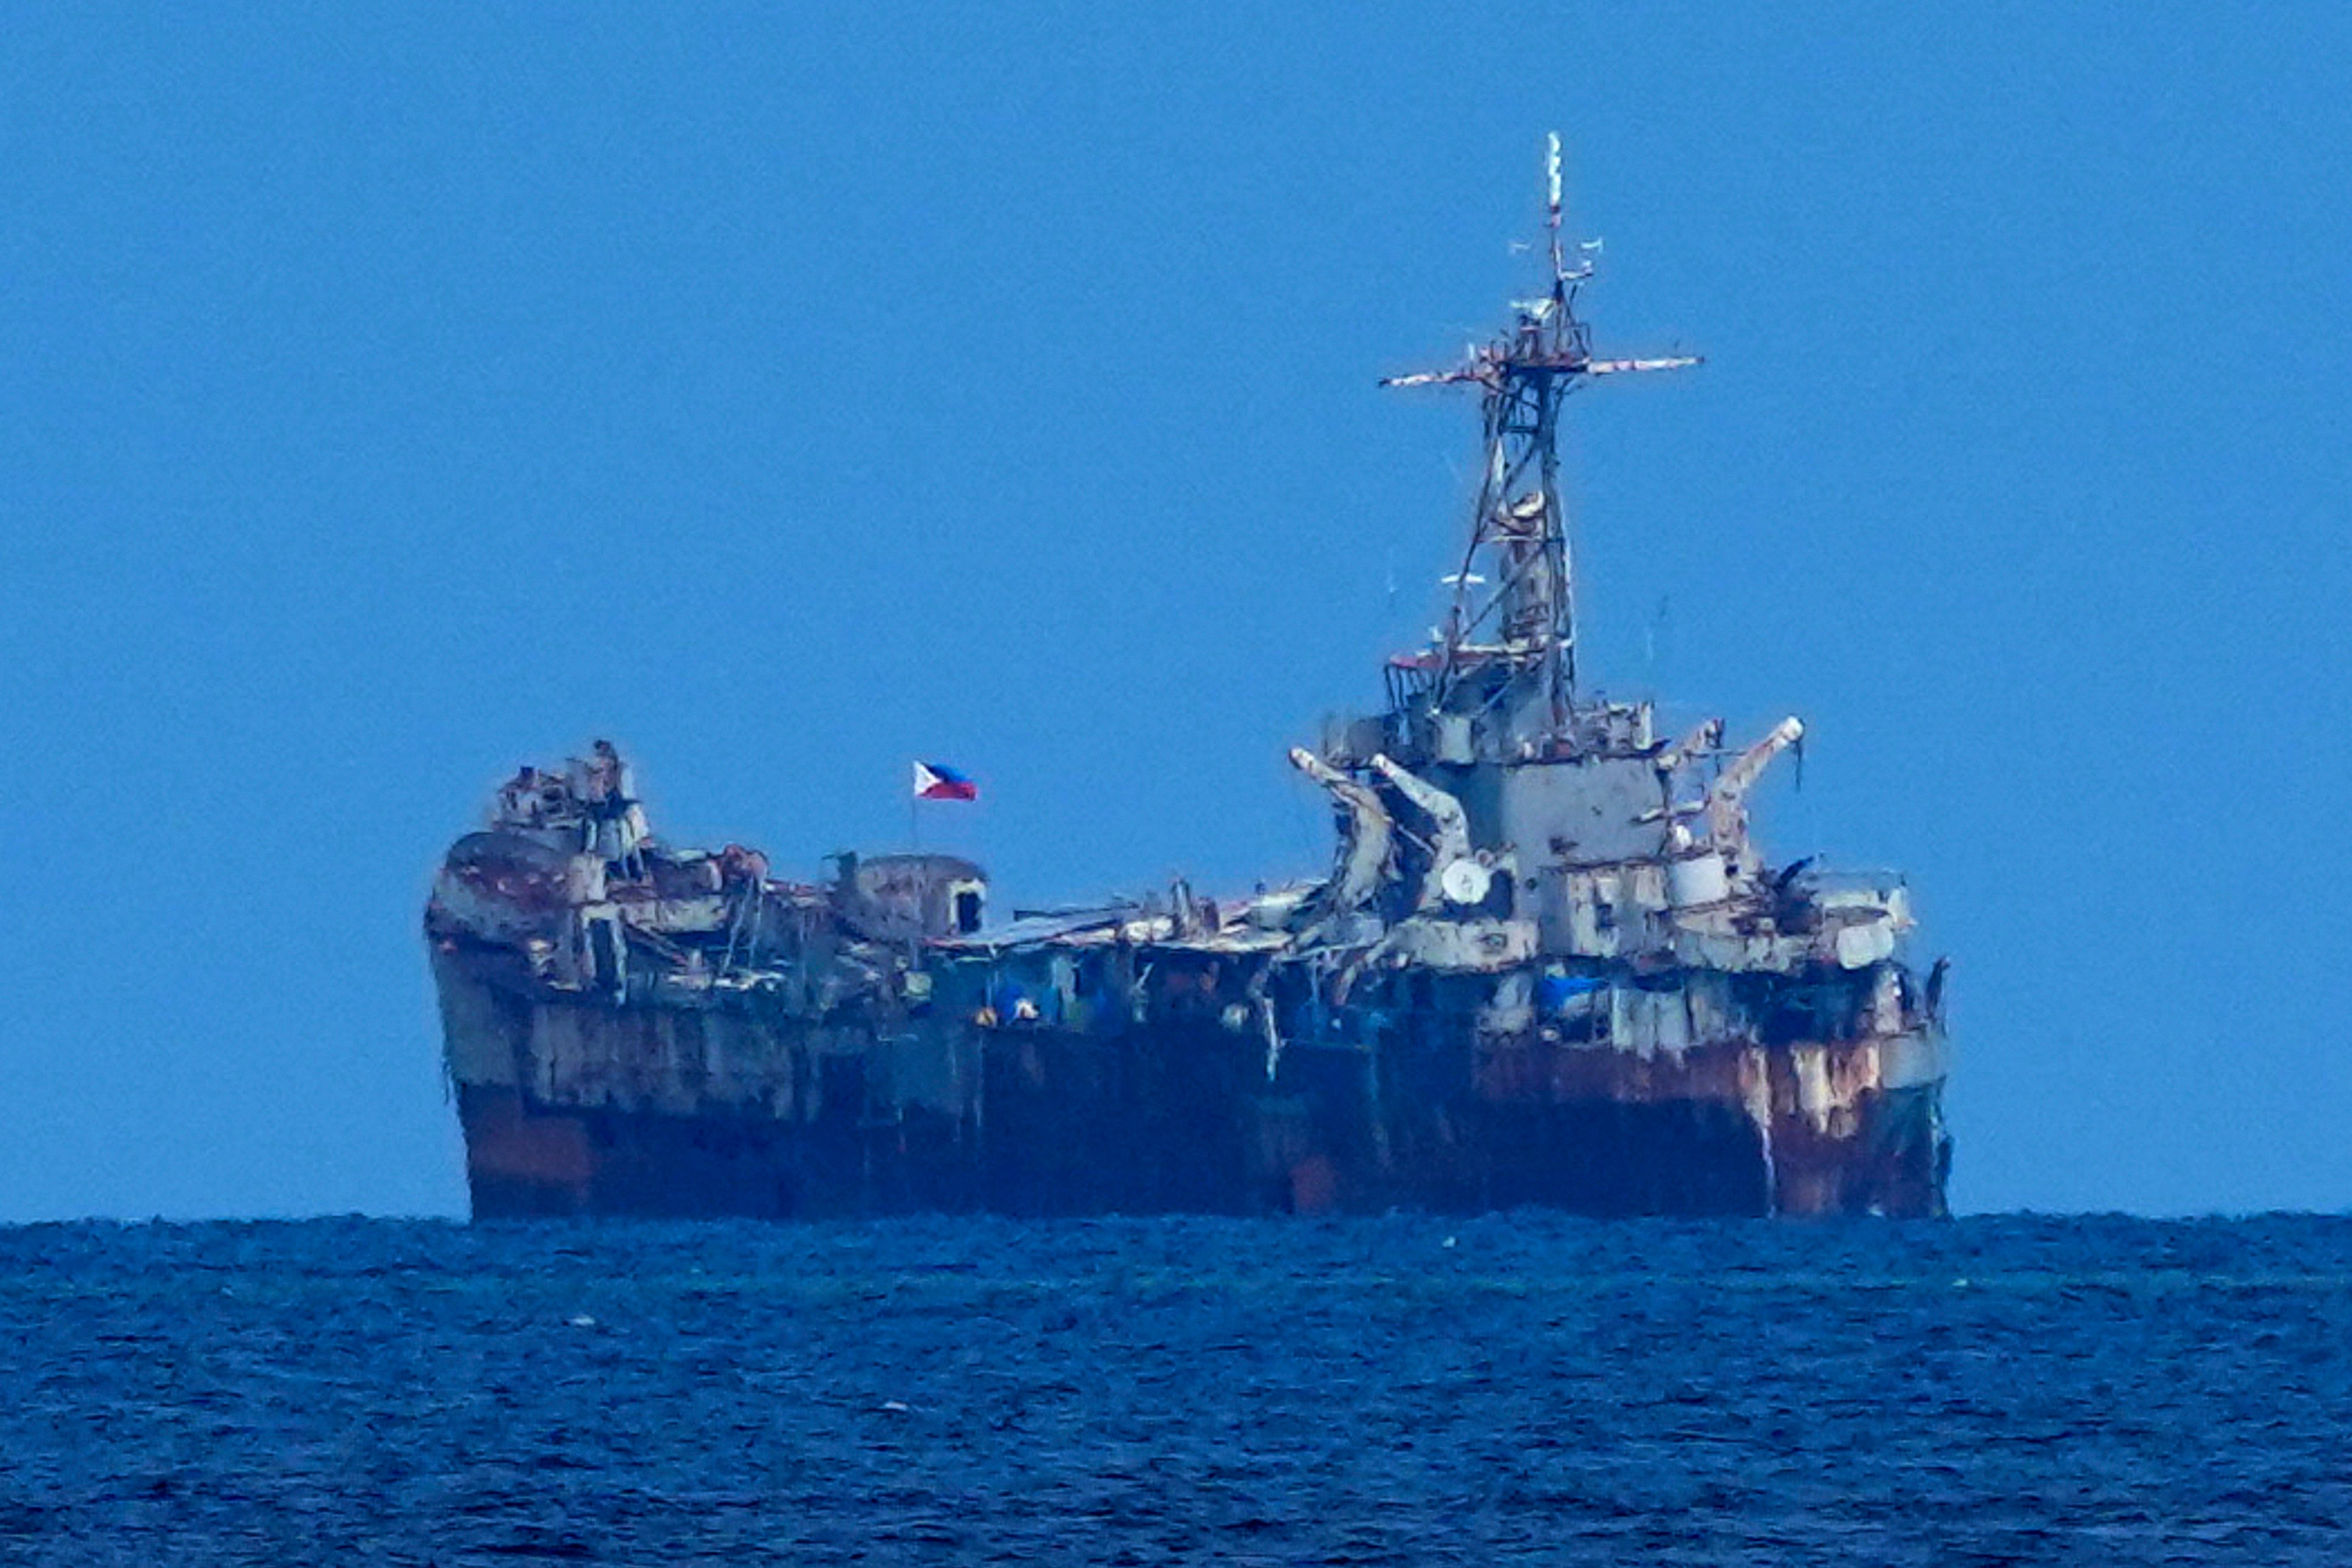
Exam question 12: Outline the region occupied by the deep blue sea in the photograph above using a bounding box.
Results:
[1,1215,2345,1565]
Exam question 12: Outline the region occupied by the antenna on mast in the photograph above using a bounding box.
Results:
[1381,135,1700,748]
[1546,131,1565,284]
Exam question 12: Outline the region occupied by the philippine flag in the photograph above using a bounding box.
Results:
[912,761,979,802]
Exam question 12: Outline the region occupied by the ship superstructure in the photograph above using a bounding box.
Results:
[426,145,1951,1219]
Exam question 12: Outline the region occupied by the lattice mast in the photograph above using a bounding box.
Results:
[1384,135,1697,738]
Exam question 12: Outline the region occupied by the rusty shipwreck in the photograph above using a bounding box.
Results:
[426,145,1953,1220]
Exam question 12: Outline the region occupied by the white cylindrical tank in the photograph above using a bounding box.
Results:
[1667,850,1729,909]
[1438,857,1493,907]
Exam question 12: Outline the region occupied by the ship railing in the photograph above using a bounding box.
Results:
[1805,869,1909,896]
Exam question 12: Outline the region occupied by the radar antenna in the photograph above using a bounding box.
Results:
[1383,134,1698,737]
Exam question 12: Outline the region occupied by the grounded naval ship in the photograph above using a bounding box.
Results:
[426,146,1953,1220]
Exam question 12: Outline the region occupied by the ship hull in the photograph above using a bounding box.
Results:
[439,953,1949,1221]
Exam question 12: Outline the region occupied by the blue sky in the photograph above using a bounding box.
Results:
[3,6,2346,1219]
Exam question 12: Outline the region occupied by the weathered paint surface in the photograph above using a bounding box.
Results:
[436,937,1947,1221]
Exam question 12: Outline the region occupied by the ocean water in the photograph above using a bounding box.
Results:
[1,1215,2345,1565]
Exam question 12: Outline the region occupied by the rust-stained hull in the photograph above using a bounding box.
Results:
[442,952,1948,1221]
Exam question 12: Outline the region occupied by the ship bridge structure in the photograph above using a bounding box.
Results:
[426,141,1951,1221]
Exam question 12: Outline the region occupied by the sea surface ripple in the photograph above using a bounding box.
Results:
[1,1213,2346,1564]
